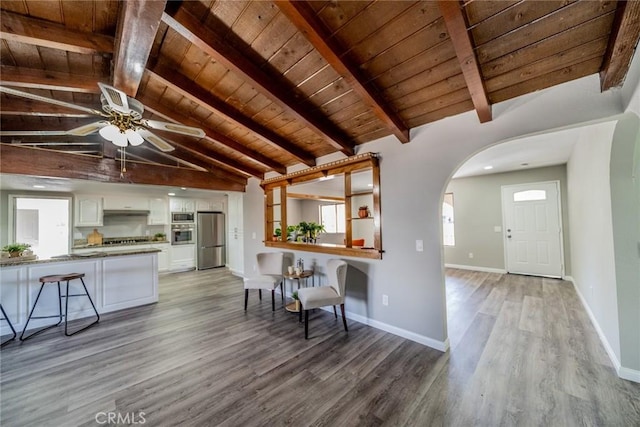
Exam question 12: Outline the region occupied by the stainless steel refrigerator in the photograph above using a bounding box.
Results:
[197,212,225,269]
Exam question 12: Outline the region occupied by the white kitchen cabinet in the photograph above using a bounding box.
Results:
[103,196,149,210]
[154,243,170,272]
[169,244,196,271]
[227,192,243,234]
[74,195,103,226]
[170,198,195,213]
[227,230,244,275]
[148,197,169,225]
[196,199,224,212]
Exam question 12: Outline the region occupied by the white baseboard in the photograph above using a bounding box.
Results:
[444,263,506,274]
[567,277,640,384]
[618,366,640,383]
[320,306,449,353]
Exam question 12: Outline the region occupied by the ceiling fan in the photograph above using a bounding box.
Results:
[0,83,205,153]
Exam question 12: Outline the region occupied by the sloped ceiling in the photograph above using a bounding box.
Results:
[1,0,639,191]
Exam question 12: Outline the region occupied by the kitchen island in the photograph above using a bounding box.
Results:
[0,249,159,337]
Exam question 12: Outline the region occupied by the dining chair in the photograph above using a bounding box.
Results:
[297,259,348,339]
[243,252,285,311]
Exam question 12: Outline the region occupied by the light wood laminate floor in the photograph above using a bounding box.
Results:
[1,268,638,426]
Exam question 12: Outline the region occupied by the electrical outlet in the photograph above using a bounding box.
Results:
[415,240,423,252]
[468,252,474,259]
[252,232,256,239]
[253,264,257,272]
[494,226,502,232]
[382,294,389,306]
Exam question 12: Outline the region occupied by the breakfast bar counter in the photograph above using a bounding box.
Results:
[0,249,160,337]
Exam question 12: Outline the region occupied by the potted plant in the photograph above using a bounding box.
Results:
[153,233,166,242]
[286,225,298,241]
[358,205,369,218]
[308,222,325,243]
[273,228,282,241]
[292,290,300,311]
[297,221,312,242]
[2,243,31,258]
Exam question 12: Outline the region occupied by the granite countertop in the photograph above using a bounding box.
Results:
[72,240,170,249]
[0,248,161,267]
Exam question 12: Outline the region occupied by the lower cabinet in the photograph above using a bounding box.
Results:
[169,244,196,272]
[227,231,244,275]
[155,244,170,272]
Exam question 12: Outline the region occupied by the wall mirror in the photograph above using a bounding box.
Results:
[262,153,382,259]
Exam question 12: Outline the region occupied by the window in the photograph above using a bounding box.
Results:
[443,193,455,246]
[320,204,345,233]
[513,190,546,201]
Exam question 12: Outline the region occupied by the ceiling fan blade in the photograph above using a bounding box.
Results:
[0,86,105,116]
[136,128,175,152]
[142,119,206,138]
[66,121,110,136]
[98,82,130,114]
[0,130,68,136]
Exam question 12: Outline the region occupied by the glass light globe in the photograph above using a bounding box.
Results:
[125,129,144,146]
[98,124,120,141]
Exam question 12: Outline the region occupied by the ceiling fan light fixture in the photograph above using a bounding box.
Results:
[99,124,121,141]
[125,129,144,146]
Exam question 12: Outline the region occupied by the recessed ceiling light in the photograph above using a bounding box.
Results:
[483,166,493,170]
[180,187,187,190]
[168,192,176,196]
[32,185,45,189]
[319,175,334,181]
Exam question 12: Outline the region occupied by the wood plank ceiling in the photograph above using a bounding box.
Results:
[1,0,638,191]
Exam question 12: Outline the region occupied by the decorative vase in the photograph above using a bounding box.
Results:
[295,300,300,311]
[358,207,368,218]
[9,251,21,258]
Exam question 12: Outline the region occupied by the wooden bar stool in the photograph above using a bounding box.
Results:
[20,273,100,341]
[0,303,17,346]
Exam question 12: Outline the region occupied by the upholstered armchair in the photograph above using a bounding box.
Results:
[297,259,348,339]
[243,252,285,311]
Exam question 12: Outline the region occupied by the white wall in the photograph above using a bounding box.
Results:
[243,71,627,351]
[609,113,640,375]
[444,165,571,273]
[566,121,620,364]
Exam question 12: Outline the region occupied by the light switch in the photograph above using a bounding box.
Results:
[252,232,256,239]
[416,240,423,252]
[494,226,502,232]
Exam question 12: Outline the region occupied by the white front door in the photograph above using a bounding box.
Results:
[501,181,563,278]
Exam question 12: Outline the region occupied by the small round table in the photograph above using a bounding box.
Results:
[284,270,313,313]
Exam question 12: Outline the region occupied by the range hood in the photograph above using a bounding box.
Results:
[103,210,150,216]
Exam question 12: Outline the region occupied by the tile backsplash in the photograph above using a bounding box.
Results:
[74,215,167,239]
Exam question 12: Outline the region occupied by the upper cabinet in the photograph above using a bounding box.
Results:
[170,198,195,213]
[196,199,224,212]
[148,197,169,225]
[227,193,243,234]
[74,195,103,226]
[262,153,382,259]
[103,196,150,211]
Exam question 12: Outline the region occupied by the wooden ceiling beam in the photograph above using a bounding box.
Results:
[162,7,355,156]
[137,92,278,176]
[275,1,410,144]
[0,10,114,54]
[600,0,640,90]
[113,1,167,96]
[0,66,104,93]
[140,126,263,179]
[148,64,313,168]
[438,0,492,123]
[0,143,246,192]
[0,95,95,117]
